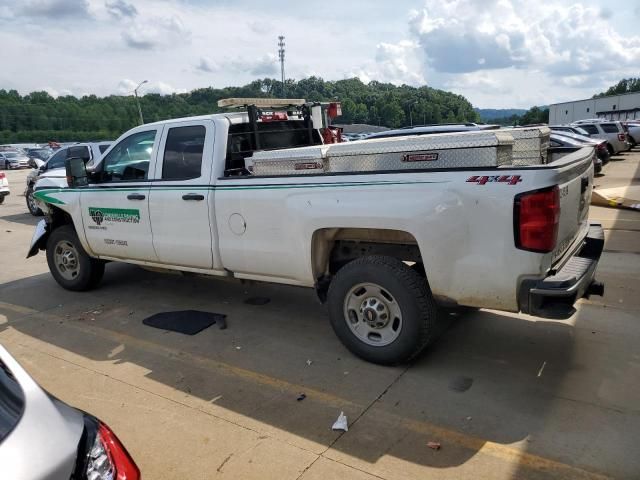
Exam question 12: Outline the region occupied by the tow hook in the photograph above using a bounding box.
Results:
[585,280,605,298]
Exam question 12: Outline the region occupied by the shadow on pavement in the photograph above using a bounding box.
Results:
[0,262,585,476]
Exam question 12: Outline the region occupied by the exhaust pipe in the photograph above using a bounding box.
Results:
[586,280,605,298]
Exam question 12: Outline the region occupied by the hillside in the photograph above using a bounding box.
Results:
[0,77,479,143]
[475,108,527,121]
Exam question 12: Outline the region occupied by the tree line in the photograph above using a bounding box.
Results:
[594,78,640,98]
[485,106,550,126]
[0,77,480,143]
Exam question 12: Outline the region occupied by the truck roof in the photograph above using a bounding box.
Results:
[141,112,253,128]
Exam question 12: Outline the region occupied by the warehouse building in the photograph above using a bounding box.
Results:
[549,91,640,124]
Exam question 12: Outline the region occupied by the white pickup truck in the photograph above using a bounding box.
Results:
[28,99,604,364]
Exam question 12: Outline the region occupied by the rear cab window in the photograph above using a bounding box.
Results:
[0,360,25,443]
[161,126,205,180]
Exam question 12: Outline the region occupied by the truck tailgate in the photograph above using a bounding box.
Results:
[551,147,594,265]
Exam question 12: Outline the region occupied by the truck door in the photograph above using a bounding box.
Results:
[79,129,161,262]
[148,121,218,270]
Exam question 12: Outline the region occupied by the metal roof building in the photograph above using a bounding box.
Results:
[549,91,640,124]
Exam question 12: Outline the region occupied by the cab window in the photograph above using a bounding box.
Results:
[161,126,205,180]
[101,130,156,182]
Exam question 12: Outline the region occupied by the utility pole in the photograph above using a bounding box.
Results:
[278,36,286,97]
[134,80,148,125]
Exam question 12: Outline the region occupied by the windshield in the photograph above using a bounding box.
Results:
[0,360,25,443]
[4,153,19,158]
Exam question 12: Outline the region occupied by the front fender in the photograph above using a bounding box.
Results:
[27,219,49,258]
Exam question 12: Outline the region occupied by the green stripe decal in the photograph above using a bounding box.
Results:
[33,191,66,205]
[34,179,448,197]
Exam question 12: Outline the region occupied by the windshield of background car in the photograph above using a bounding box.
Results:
[98,144,111,154]
[46,149,68,170]
[4,153,18,158]
[0,360,25,444]
[574,127,590,136]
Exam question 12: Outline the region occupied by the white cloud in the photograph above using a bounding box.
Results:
[195,57,219,73]
[408,0,640,79]
[18,0,90,18]
[105,0,137,19]
[122,15,190,50]
[353,41,425,86]
[116,79,186,96]
[228,54,278,76]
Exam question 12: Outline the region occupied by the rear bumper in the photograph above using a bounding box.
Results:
[518,224,605,319]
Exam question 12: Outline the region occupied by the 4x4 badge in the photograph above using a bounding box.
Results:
[466,175,522,185]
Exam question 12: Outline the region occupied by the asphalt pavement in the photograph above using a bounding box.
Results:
[0,151,639,479]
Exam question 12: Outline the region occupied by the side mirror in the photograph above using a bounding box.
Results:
[65,157,88,187]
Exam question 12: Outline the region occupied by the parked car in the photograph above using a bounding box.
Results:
[25,142,112,216]
[365,123,500,140]
[550,130,610,165]
[570,121,629,154]
[26,148,53,168]
[0,171,9,204]
[0,344,140,480]
[622,121,640,146]
[0,151,30,169]
[549,124,592,137]
[550,132,602,173]
[28,103,604,365]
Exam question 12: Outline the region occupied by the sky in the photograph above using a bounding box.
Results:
[1,0,639,109]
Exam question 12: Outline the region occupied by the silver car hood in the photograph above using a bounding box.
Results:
[0,345,83,480]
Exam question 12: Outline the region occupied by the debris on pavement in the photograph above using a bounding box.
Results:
[297,393,306,401]
[306,359,313,366]
[235,346,242,350]
[427,441,441,450]
[332,412,348,432]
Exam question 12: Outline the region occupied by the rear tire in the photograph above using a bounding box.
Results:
[607,143,614,155]
[0,196,4,204]
[327,255,440,365]
[46,225,104,291]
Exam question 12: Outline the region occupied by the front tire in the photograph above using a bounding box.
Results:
[26,185,43,216]
[46,225,104,291]
[327,255,440,365]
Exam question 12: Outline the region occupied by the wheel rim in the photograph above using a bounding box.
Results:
[343,282,403,346]
[53,240,80,281]
[27,189,38,212]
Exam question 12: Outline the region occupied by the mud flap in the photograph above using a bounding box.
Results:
[27,219,49,258]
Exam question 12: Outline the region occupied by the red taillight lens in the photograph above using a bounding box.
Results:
[596,143,606,151]
[515,186,560,253]
[618,133,625,141]
[0,172,5,179]
[87,422,140,479]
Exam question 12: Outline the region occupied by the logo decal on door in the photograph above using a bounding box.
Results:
[89,207,140,225]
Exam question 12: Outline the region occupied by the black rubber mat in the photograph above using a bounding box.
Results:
[244,297,271,305]
[143,310,227,335]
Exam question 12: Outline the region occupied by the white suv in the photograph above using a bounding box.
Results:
[571,120,629,154]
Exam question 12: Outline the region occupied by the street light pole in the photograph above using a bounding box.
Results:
[134,80,148,125]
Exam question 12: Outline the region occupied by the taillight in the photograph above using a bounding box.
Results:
[86,421,140,480]
[617,133,625,141]
[514,186,560,253]
[0,172,5,179]
[596,143,606,151]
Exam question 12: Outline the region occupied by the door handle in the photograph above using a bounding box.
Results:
[182,193,205,201]
[127,193,146,200]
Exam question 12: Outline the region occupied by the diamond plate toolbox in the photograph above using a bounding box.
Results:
[509,126,550,165]
[250,129,548,176]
